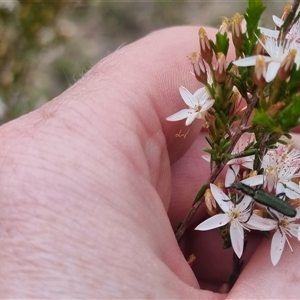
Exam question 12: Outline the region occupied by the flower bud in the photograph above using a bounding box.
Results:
[229,86,242,114]
[188,52,207,84]
[198,27,213,64]
[277,49,297,81]
[232,13,245,51]
[253,55,267,88]
[219,17,230,34]
[204,188,219,216]
[215,52,226,83]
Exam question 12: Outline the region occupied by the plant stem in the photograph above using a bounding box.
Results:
[175,93,259,242]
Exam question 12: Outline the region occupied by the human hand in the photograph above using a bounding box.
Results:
[1,26,300,298]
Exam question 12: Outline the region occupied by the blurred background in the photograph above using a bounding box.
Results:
[0,0,289,124]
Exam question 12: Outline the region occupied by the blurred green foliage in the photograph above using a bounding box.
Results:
[0,0,285,124]
[0,0,187,124]
[0,0,74,122]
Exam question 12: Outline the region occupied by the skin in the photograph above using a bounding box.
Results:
[1,26,300,298]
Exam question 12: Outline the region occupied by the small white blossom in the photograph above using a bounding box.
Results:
[268,208,300,266]
[262,144,300,198]
[233,36,299,82]
[166,86,214,126]
[195,183,275,258]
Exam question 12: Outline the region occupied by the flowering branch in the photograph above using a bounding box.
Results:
[167,0,300,280]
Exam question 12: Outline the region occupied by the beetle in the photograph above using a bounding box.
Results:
[231,181,297,218]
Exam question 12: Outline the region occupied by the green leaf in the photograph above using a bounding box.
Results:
[215,32,229,56]
[287,65,300,94]
[278,95,300,132]
[252,109,276,129]
[234,148,257,158]
[243,0,266,55]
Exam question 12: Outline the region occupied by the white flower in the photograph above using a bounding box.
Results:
[166,86,214,126]
[262,144,300,198]
[233,36,299,82]
[268,208,300,266]
[195,183,275,258]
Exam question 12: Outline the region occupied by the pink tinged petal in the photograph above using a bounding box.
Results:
[230,221,244,258]
[246,214,277,231]
[271,229,286,266]
[195,214,229,231]
[225,164,240,187]
[166,109,192,121]
[241,18,247,34]
[185,112,198,126]
[241,174,264,186]
[265,174,276,192]
[233,56,258,67]
[179,86,198,107]
[210,184,231,212]
[266,61,281,82]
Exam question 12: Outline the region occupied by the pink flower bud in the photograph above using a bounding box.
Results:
[198,28,213,64]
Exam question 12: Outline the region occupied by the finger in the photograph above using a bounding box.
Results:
[228,237,300,298]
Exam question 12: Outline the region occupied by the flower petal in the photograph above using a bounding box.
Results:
[200,99,215,112]
[185,112,198,126]
[179,86,197,107]
[202,154,211,162]
[225,165,240,187]
[276,182,285,195]
[271,229,285,266]
[195,214,229,231]
[237,195,252,211]
[241,157,255,169]
[210,184,231,212]
[259,26,279,38]
[241,174,264,186]
[266,61,281,82]
[287,223,300,239]
[230,221,244,258]
[272,15,284,27]
[285,181,300,198]
[246,214,276,231]
[284,188,300,200]
[233,56,258,67]
[194,87,207,100]
[166,109,192,122]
